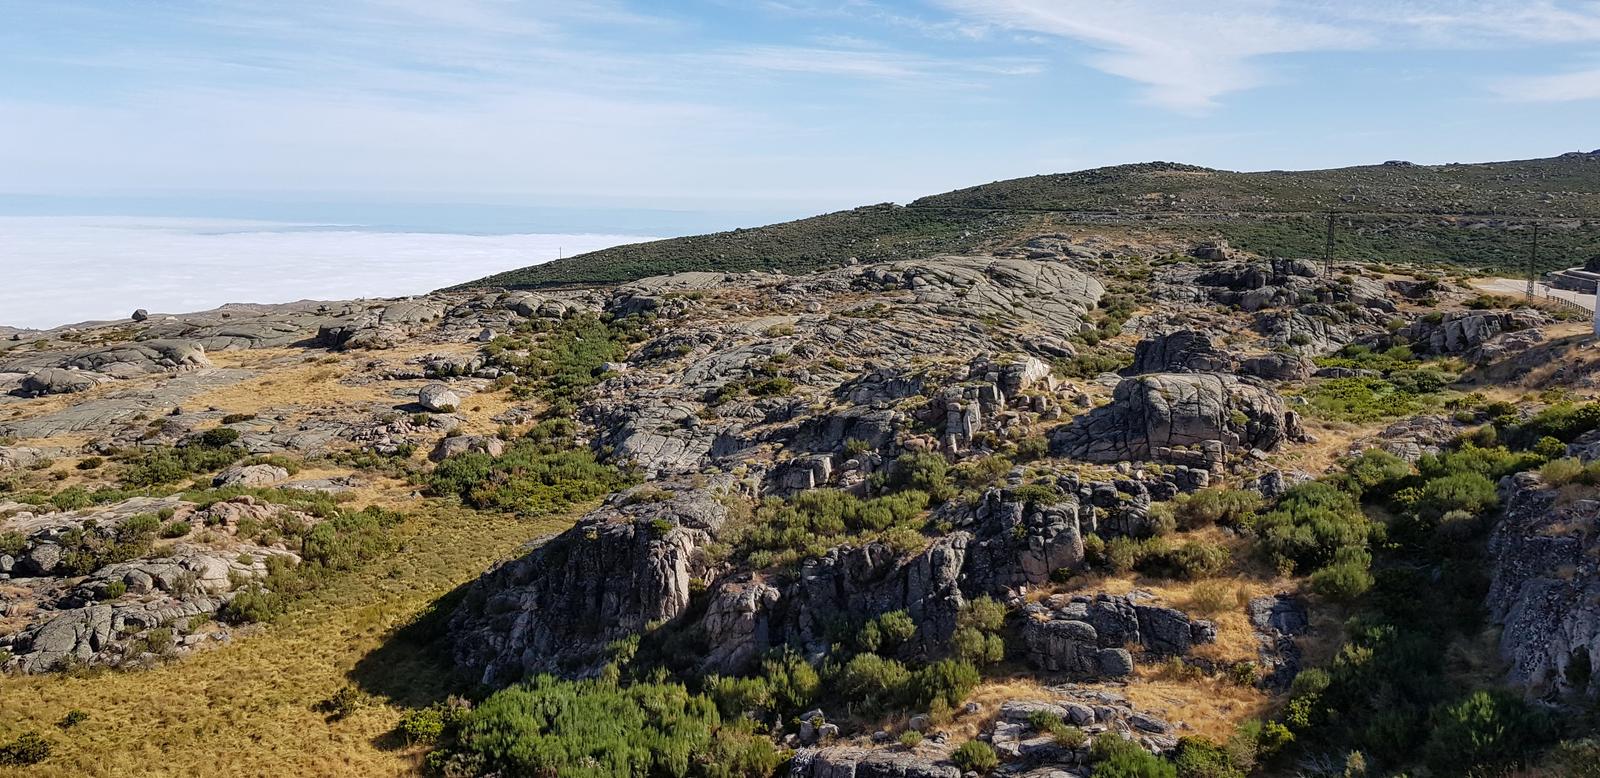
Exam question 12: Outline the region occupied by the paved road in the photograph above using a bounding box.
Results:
[1473,278,1597,313]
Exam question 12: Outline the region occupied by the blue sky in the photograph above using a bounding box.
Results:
[2,0,1598,231]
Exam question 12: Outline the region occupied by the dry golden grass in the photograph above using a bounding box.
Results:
[0,501,584,778]
[1120,671,1273,741]
[188,362,388,415]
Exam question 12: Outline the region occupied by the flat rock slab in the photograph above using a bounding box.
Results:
[0,368,257,438]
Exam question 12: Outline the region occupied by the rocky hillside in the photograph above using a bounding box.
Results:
[3,227,1600,776]
[465,152,1600,289]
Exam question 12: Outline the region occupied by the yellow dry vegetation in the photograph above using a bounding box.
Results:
[0,501,583,778]
[1119,671,1273,742]
[187,361,380,415]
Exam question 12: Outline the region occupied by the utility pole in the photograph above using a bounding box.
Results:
[1323,212,1335,278]
[1526,224,1539,300]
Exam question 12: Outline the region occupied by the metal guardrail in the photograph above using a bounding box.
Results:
[1535,289,1593,315]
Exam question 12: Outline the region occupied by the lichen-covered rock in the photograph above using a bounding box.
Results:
[212,463,290,488]
[20,367,105,396]
[1051,373,1303,469]
[448,484,731,684]
[789,745,960,778]
[1130,330,1235,374]
[417,383,461,413]
[430,434,505,462]
[1023,593,1214,676]
[1402,310,1547,357]
[1488,473,1600,699]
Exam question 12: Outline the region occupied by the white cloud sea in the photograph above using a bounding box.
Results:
[0,217,653,330]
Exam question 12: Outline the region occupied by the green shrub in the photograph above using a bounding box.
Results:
[890,453,956,503]
[221,413,257,425]
[1540,457,1586,485]
[910,659,981,709]
[427,439,632,516]
[898,730,924,748]
[446,675,777,778]
[75,456,104,470]
[951,740,999,773]
[397,702,465,745]
[1171,489,1262,530]
[1340,449,1414,498]
[99,580,127,600]
[859,610,917,654]
[834,653,912,714]
[50,486,93,511]
[959,597,1007,632]
[121,443,244,487]
[1415,471,1498,519]
[1253,482,1373,574]
[1105,536,1143,573]
[1083,534,1107,567]
[1139,540,1230,580]
[0,531,26,557]
[1172,737,1243,778]
[952,626,1005,666]
[1091,733,1176,778]
[1014,436,1049,462]
[1309,553,1374,602]
[200,427,241,448]
[160,520,191,538]
[1423,690,1554,774]
[0,731,50,766]
[56,710,88,730]
[218,584,286,624]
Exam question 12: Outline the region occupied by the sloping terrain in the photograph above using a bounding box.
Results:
[3,212,1600,776]
[466,152,1600,289]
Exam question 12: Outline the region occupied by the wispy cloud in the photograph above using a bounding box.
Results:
[1493,66,1600,102]
[706,44,1040,82]
[932,0,1369,111]
[933,0,1600,110]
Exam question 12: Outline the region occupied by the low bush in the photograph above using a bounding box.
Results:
[445,675,780,777]
[1252,482,1373,575]
[1172,736,1244,778]
[1138,540,1231,581]
[426,437,632,517]
[1170,489,1262,530]
[121,443,244,488]
[858,610,917,655]
[1423,690,1554,774]
[0,731,50,766]
[1090,733,1176,778]
[951,740,999,773]
[1309,551,1375,602]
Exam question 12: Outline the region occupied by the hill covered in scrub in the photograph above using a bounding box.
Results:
[4,226,1600,776]
[464,151,1600,289]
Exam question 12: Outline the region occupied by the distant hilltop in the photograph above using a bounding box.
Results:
[458,151,1600,290]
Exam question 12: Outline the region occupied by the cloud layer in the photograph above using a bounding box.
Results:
[0,217,650,330]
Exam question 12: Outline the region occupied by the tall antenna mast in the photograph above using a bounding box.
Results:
[1323,212,1335,277]
[1526,224,1539,300]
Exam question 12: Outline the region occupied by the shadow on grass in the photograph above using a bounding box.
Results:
[348,578,479,709]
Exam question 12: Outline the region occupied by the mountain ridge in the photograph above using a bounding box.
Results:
[459,151,1600,290]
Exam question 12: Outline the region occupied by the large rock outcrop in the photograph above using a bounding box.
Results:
[1020,593,1216,677]
[1051,373,1304,470]
[448,484,732,684]
[1402,310,1547,358]
[1487,473,1600,700]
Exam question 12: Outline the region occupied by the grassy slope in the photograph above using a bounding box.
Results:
[0,501,577,778]
[460,153,1600,289]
